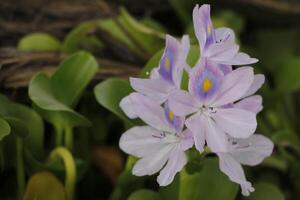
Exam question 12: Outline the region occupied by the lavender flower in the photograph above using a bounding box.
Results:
[119,93,193,186]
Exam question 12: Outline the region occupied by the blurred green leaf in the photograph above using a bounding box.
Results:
[276,57,300,93]
[63,21,104,53]
[242,182,284,200]
[0,118,10,140]
[23,171,66,200]
[179,158,238,200]
[128,189,162,200]
[94,78,133,124]
[272,130,300,148]
[17,32,61,52]
[29,51,98,127]
[0,94,44,159]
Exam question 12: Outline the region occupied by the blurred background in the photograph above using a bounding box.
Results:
[1,0,300,200]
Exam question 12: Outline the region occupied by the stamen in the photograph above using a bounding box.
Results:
[202,78,212,92]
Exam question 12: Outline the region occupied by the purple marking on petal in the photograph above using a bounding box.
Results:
[219,64,232,75]
[202,5,215,50]
[163,101,184,132]
[189,60,223,103]
[158,37,178,84]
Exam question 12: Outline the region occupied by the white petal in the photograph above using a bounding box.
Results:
[185,113,206,152]
[211,67,254,107]
[243,74,265,98]
[120,93,173,133]
[119,126,164,158]
[168,90,199,116]
[205,117,228,152]
[130,77,174,103]
[218,153,254,196]
[235,95,263,114]
[132,143,174,176]
[212,108,257,138]
[157,146,187,186]
[231,134,274,166]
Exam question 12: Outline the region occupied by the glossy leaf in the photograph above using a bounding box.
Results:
[242,182,284,200]
[23,172,66,200]
[128,189,162,200]
[17,32,61,52]
[0,118,10,140]
[94,78,133,124]
[179,158,238,200]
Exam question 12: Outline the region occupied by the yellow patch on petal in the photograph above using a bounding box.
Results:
[202,78,212,92]
[168,111,174,121]
[164,57,171,70]
[207,25,211,36]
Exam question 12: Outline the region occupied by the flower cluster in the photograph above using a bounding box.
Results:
[119,4,273,196]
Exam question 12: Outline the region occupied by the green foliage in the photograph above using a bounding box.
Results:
[0,118,10,140]
[242,182,284,200]
[17,33,61,52]
[128,189,162,200]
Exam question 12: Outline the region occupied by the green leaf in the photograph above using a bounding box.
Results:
[0,118,10,140]
[29,51,98,127]
[17,32,61,52]
[179,158,238,200]
[276,57,300,93]
[23,172,65,200]
[242,182,284,200]
[94,78,133,124]
[0,94,44,159]
[272,130,300,148]
[128,189,162,200]
[63,20,104,53]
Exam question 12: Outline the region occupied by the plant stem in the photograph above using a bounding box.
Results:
[64,126,73,151]
[49,147,76,200]
[16,138,25,200]
[55,123,64,146]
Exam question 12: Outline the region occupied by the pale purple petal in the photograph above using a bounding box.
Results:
[132,144,174,176]
[218,153,254,196]
[230,134,274,166]
[215,27,235,45]
[179,129,194,151]
[163,101,185,132]
[219,64,232,75]
[181,35,192,74]
[212,108,257,138]
[130,77,174,103]
[120,95,138,119]
[188,59,224,105]
[150,67,160,79]
[193,4,215,53]
[119,126,164,157]
[157,146,187,186]
[120,93,173,133]
[210,67,254,107]
[224,52,258,66]
[235,95,263,114]
[168,90,199,116]
[185,113,206,152]
[242,74,265,98]
[203,117,228,152]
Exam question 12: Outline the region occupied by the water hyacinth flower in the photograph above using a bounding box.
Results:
[119,93,193,186]
[193,4,258,66]
[128,34,190,104]
[217,134,274,196]
[169,59,260,153]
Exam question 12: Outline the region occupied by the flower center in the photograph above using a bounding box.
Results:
[202,78,212,92]
[168,111,174,121]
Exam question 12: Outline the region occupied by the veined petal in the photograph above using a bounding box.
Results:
[217,153,254,196]
[168,90,199,116]
[242,74,265,98]
[193,4,215,53]
[132,143,174,176]
[235,95,263,114]
[179,129,194,151]
[119,126,164,157]
[185,113,206,152]
[211,67,254,107]
[215,27,235,45]
[219,64,232,75]
[212,108,257,138]
[163,101,185,132]
[230,134,274,166]
[130,77,174,103]
[189,59,224,105]
[205,117,228,152]
[120,93,173,133]
[157,146,187,186]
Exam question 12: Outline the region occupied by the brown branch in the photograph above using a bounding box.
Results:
[0,48,141,88]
